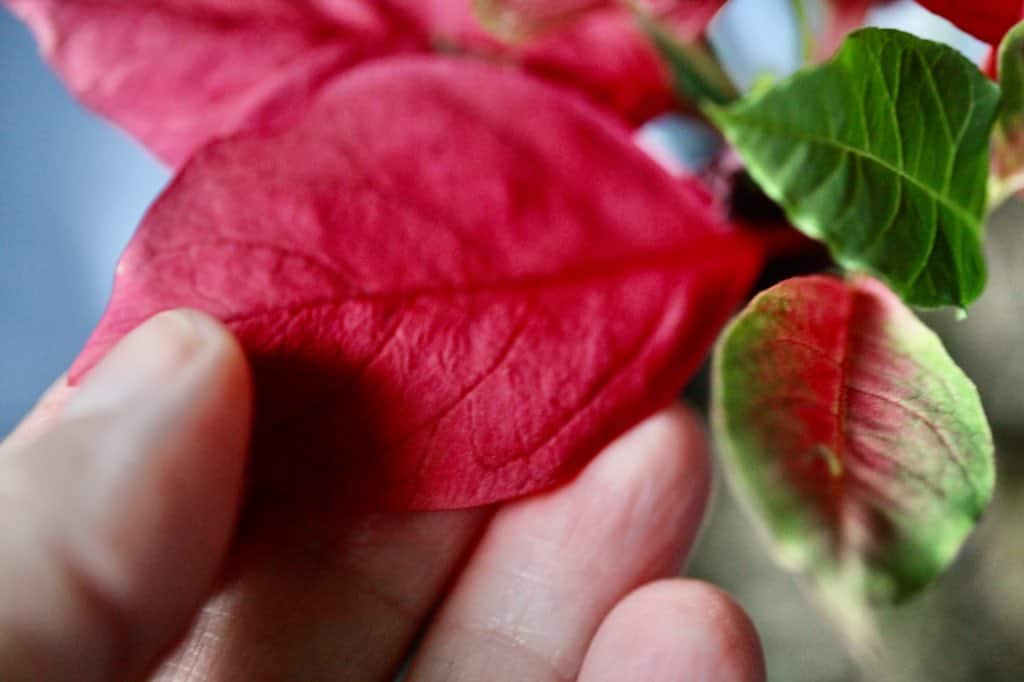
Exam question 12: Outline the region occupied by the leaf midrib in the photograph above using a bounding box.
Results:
[214,232,741,327]
[727,112,979,229]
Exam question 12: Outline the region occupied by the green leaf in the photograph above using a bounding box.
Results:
[991,21,1024,206]
[712,274,994,607]
[707,29,1000,309]
[639,13,739,106]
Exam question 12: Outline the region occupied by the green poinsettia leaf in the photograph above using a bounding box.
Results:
[712,274,994,606]
[708,29,1000,309]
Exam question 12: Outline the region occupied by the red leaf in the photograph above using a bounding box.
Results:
[511,8,675,124]
[510,2,725,123]
[5,1,446,167]
[70,57,761,510]
[6,0,723,167]
[915,0,1022,45]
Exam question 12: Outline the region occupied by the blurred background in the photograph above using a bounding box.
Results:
[1,1,1020,679]
[0,8,168,432]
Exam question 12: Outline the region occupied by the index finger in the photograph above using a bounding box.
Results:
[2,374,74,451]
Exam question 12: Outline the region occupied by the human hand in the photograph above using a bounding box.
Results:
[0,310,765,681]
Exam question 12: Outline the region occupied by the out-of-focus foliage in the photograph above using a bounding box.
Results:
[690,201,1024,681]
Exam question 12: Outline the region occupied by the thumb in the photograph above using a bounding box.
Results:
[0,310,251,681]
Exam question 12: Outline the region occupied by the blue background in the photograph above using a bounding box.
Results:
[1,10,168,432]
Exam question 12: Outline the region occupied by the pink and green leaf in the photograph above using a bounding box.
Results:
[990,20,1024,205]
[70,57,762,511]
[712,275,993,604]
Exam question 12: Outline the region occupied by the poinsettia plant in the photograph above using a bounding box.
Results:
[7,0,1022,653]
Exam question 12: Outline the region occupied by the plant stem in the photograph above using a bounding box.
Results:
[790,0,815,65]
[635,11,740,107]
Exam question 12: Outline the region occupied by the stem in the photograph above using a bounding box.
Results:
[636,11,740,107]
[790,0,815,66]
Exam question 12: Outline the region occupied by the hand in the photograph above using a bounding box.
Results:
[0,310,765,681]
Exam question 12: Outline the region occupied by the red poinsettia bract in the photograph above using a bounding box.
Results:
[5,0,725,167]
[69,58,761,510]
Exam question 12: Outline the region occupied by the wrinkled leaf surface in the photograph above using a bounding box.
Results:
[713,275,994,603]
[71,57,761,510]
[709,29,999,308]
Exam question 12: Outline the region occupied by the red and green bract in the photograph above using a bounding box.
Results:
[713,275,993,603]
[69,58,761,510]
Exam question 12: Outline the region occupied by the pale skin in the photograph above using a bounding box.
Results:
[0,309,766,681]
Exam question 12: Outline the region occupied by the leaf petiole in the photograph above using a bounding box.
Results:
[789,0,816,66]
[637,11,739,107]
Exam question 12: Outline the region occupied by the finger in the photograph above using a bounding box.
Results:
[408,404,712,682]
[0,310,252,681]
[578,579,766,682]
[1,373,73,449]
[154,506,488,681]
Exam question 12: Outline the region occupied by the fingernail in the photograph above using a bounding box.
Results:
[63,311,209,419]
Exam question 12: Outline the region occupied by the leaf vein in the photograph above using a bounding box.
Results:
[730,115,976,227]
